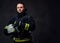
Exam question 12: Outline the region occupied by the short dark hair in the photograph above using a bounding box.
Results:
[16,2,25,8]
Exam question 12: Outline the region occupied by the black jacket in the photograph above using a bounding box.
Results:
[4,12,35,40]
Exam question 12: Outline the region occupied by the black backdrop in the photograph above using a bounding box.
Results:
[0,0,56,43]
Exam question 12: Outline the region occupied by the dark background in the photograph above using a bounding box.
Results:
[0,0,56,43]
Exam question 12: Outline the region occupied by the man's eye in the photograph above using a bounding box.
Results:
[20,7,23,8]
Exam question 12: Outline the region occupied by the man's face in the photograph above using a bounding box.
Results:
[17,3,24,13]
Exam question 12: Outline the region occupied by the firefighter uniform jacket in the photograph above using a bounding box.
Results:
[4,12,35,42]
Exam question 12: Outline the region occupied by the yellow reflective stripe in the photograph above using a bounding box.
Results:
[4,26,8,29]
[14,39,29,42]
[14,21,16,25]
[13,37,30,42]
[24,23,30,30]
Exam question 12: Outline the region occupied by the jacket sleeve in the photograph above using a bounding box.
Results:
[28,16,35,31]
[23,16,35,31]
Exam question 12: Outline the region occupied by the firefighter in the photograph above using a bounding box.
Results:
[4,2,35,43]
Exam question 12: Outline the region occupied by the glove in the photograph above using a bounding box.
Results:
[5,24,15,33]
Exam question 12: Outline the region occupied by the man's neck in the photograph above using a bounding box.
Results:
[17,12,26,18]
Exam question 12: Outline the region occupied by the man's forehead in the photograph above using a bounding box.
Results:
[17,3,24,7]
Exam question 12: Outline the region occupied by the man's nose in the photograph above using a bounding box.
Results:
[19,9,21,11]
